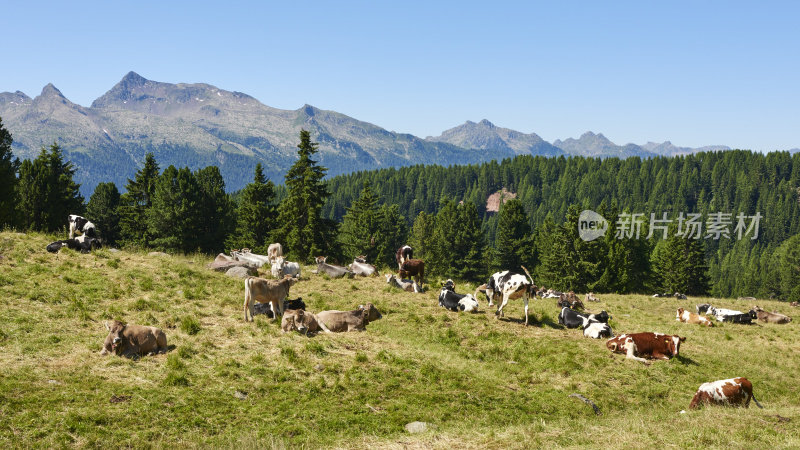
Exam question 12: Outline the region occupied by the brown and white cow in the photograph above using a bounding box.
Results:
[281,309,329,334]
[315,303,383,332]
[396,245,413,270]
[243,275,298,322]
[676,308,714,327]
[398,259,425,286]
[606,332,686,363]
[100,320,168,358]
[752,306,792,324]
[585,292,600,302]
[689,377,763,409]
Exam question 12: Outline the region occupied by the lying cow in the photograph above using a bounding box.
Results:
[557,292,584,310]
[689,377,763,409]
[709,306,756,324]
[271,256,301,279]
[233,249,271,268]
[543,289,562,299]
[584,321,613,339]
[438,279,479,312]
[752,306,792,324]
[243,275,298,322]
[676,308,714,327]
[559,307,611,329]
[398,259,425,286]
[254,297,306,318]
[315,256,354,278]
[696,303,711,314]
[100,320,167,358]
[349,256,378,277]
[606,332,686,363]
[483,266,537,326]
[385,274,420,293]
[281,309,329,334]
[585,292,600,302]
[68,214,97,239]
[315,303,383,332]
[707,306,744,322]
[46,236,101,254]
[396,245,413,270]
[267,243,283,264]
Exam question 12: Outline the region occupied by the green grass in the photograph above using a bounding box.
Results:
[0,231,799,448]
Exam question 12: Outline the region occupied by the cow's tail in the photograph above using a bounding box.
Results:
[520,265,536,295]
[751,392,764,409]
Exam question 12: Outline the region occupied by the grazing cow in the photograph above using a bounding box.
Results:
[233,249,271,268]
[243,275,298,322]
[396,245,413,270]
[281,309,329,334]
[398,259,425,286]
[438,280,479,312]
[68,214,97,239]
[315,256,354,279]
[606,332,686,363]
[315,303,383,332]
[100,320,167,358]
[752,306,792,324]
[267,243,283,264]
[385,274,420,293]
[349,257,378,277]
[676,308,714,327]
[585,292,600,302]
[689,377,763,409]
[584,321,613,339]
[696,303,711,314]
[484,267,537,326]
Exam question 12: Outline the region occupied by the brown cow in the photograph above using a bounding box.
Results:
[676,308,714,327]
[585,292,600,302]
[315,303,383,332]
[557,291,584,310]
[752,306,792,324]
[606,332,686,364]
[243,275,298,322]
[398,259,425,286]
[689,377,763,409]
[100,320,167,358]
[281,309,329,334]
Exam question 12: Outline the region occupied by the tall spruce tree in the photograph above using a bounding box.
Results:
[119,153,160,246]
[338,182,380,262]
[429,200,487,281]
[408,211,434,261]
[146,166,201,253]
[195,166,234,253]
[227,163,277,252]
[17,143,83,232]
[273,130,335,262]
[492,198,535,272]
[374,203,408,268]
[86,182,121,245]
[0,117,20,228]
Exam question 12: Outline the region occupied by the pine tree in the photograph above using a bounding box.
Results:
[273,130,335,262]
[408,211,434,261]
[0,117,20,228]
[119,153,160,247]
[338,182,380,262]
[374,203,408,268]
[86,182,121,245]
[493,198,535,272]
[146,166,201,253]
[226,163,277,252]
[17,143,83,232]
[685,238,710,295]
[195,166,235,253]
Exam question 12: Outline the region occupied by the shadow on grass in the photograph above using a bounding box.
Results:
[674,354,698,366]
[496,315,563,329]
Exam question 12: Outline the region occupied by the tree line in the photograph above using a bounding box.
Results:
[1,115,798,301]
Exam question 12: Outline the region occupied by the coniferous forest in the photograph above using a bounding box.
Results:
[2,116,799,302]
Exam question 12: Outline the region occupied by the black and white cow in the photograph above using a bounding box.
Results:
[68,215,96,239]
[438,279,479,312]
[722,310,757,324]
[396,245,413,270]
[46,236,101,254]
[483,267,536,326]
[558,307,611,329]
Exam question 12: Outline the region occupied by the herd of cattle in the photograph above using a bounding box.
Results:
[43,215,795,412]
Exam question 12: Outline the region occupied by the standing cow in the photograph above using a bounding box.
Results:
[243,275,298,322]
[483,266,537,326]
[267,243,283,264]
[396,245,413,270]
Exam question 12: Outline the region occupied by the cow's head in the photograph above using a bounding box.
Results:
[355,255,367,263]
[359,303,383,322]
[385,274,394,284]
[442,279,455,291]
[696,304,711,314]
[282,275,299,288]
[315,256,327,265]
[104,320,127,355]
[282,310,310,334]
[676,308,685,319]
[747,310,758,319]
[667,335,686,356]
[592,310,611,323]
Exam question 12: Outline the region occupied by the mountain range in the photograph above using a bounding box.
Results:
[0,71,732,195]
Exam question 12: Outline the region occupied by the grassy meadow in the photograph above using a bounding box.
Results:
[0,231,798,448]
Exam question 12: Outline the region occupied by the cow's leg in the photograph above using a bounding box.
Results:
[486,289,495,307]
[244,290,251,322]
[624,341,649,364]
[523,294,529,326]
[495,293,509,318]
[317,320,332,333]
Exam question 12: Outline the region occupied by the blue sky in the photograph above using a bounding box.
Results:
[2,1,798,151]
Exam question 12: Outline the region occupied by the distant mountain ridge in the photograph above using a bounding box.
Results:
[0,71,733,195]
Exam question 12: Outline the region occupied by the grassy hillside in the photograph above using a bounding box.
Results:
[0,231,798,448]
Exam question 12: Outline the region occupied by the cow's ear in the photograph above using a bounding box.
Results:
[680,336,687,342]
[104,321,111,331]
